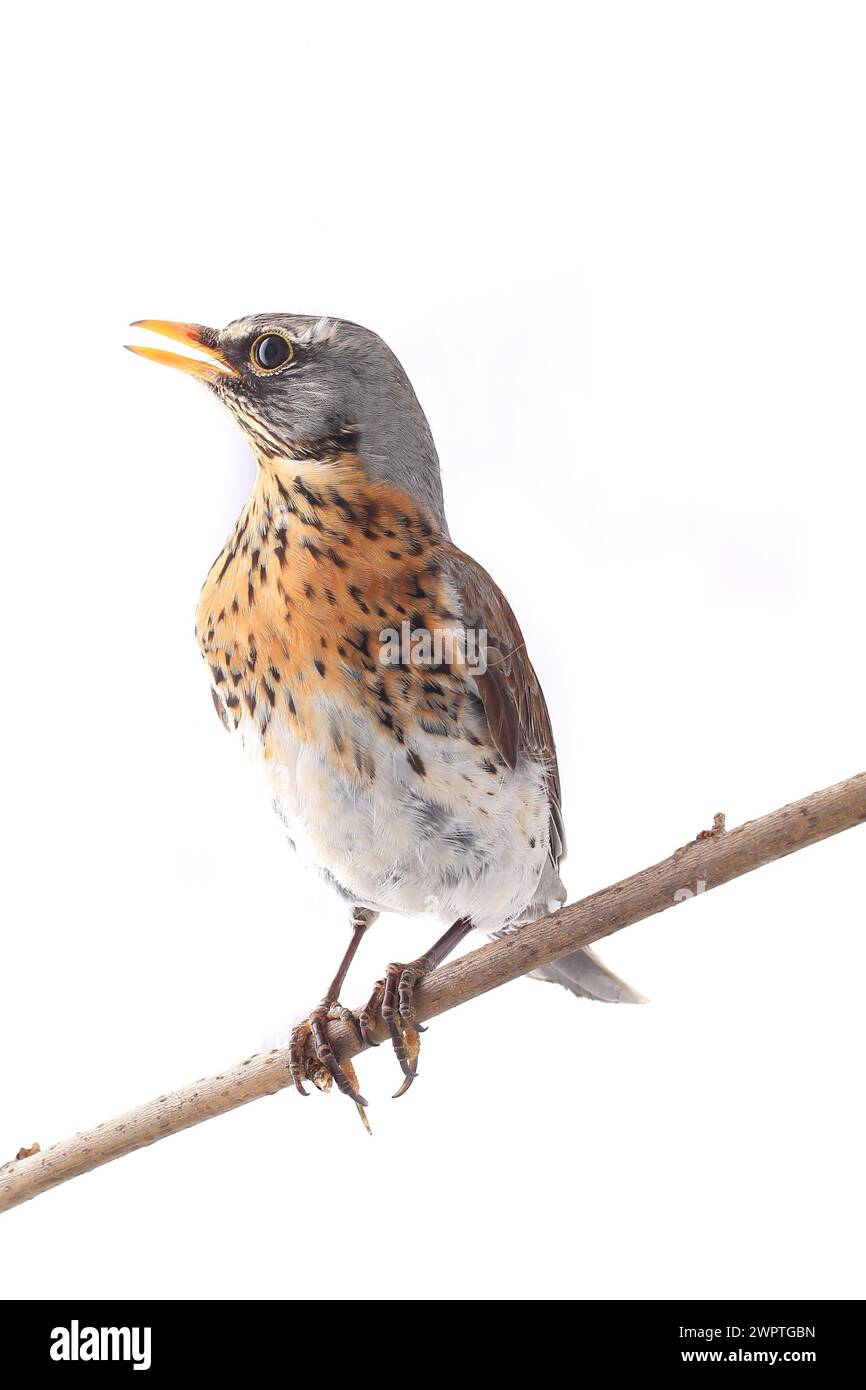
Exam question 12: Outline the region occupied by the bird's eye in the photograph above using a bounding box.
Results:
[250,333,293,372]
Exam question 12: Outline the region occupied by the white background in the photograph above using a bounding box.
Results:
[1,1,864,1301]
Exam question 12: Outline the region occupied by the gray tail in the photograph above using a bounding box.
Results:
[530,945,647,1004]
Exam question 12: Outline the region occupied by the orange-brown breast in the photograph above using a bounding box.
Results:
[195,453,489,776]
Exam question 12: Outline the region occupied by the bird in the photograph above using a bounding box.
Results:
[128,313,642,1117]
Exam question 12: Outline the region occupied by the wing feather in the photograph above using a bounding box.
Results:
[443,548,566,871]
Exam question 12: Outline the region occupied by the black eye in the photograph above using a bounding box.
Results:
[251,333,293,371]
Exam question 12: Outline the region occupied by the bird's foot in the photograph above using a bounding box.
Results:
[359,966,428,1098]
[289,1001,370,1127]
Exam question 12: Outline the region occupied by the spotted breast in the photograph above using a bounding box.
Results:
[195,444,563,933]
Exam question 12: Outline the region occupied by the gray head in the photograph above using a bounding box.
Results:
[128,314,447,530]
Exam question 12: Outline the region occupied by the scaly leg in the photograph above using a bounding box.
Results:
[289,907,377,1111]
[360,917,473,1098]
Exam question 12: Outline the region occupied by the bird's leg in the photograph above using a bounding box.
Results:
[289,907,376,1110]
[360,917,474,1098]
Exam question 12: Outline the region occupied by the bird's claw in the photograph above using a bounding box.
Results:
[290,960,430,1111]
[380,963,426,1097]
[288,1001,369,1111]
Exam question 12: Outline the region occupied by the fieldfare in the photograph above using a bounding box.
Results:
[128,314,641,1117]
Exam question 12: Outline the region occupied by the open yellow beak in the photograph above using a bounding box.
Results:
[125,320,239,383]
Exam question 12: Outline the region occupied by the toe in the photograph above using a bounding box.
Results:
[310,1010,368,1107]
[358,978,385,1046]
[288,1023,310,1096]
[397,965,420,1021]
[387,1017,417,1079]
[391,1022,422,1097]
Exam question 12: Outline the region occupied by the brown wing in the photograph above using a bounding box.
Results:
[444,548,566,872]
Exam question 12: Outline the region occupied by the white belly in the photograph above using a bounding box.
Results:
[238,695,557,933]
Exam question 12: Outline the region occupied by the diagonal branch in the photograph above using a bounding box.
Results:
[2,772,864,1214]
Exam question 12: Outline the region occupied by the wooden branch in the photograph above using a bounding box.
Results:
[3,772,864,1214]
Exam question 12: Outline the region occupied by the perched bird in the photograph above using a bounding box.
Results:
[128,314,641,1112]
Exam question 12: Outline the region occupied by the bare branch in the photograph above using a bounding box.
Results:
[2,771,864,1214]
